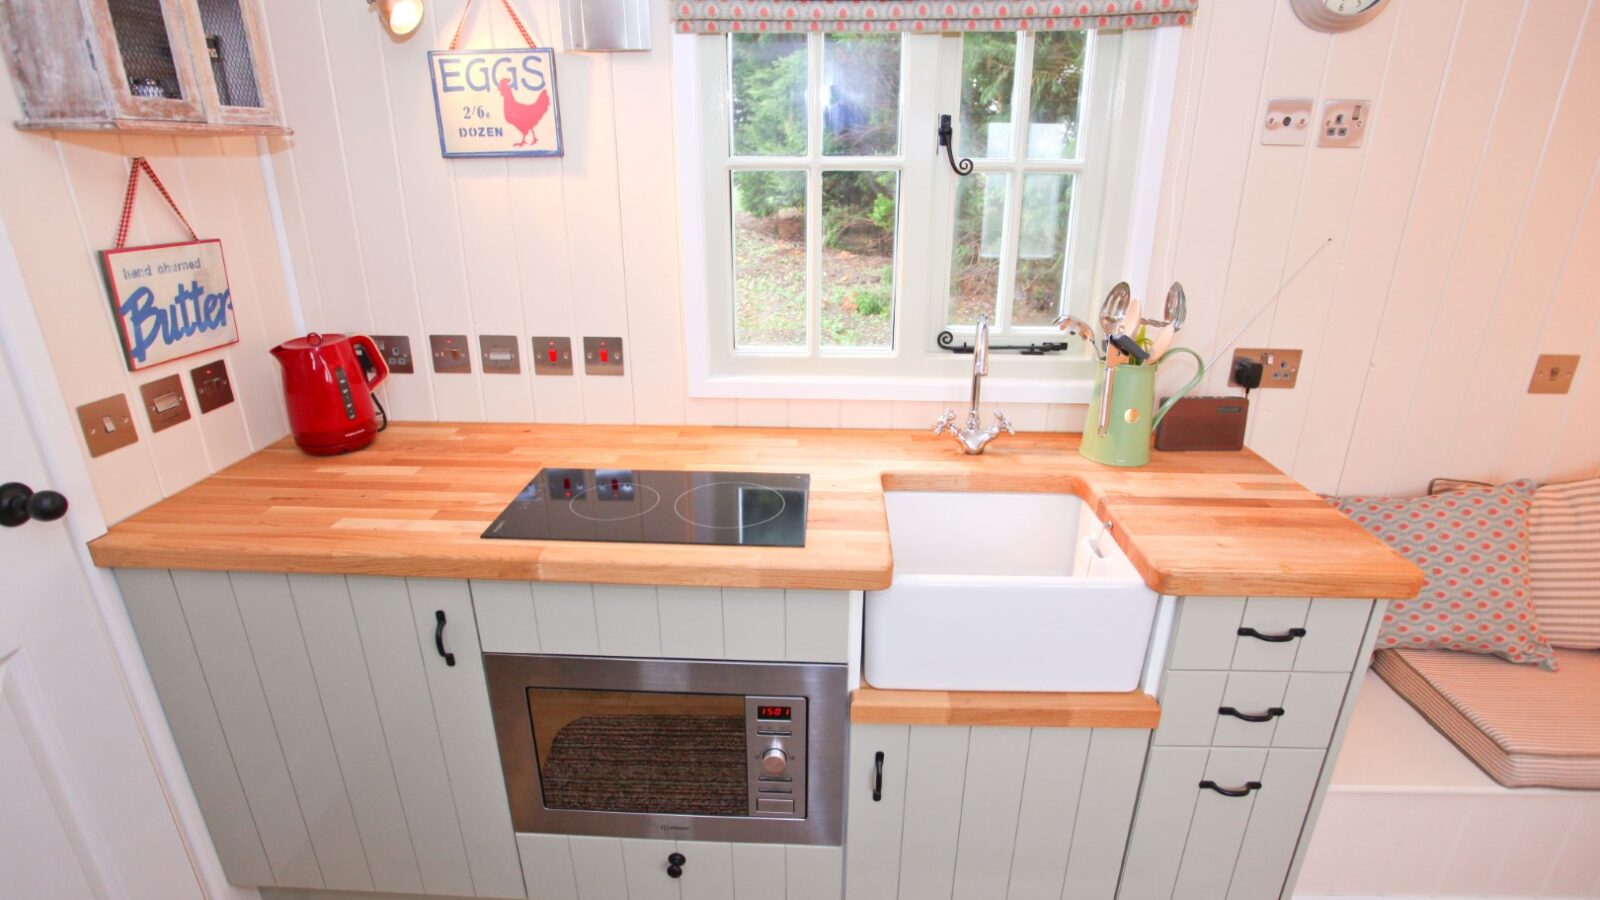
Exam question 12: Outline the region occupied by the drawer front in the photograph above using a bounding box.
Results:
[1118,747,1325,900]
[1167,597,1374,674]
[1154,671,1348,749]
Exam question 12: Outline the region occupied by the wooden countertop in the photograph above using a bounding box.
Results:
[86,422,1424,598]
[850,686,1161,729]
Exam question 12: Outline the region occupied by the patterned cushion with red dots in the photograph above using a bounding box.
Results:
[1331,480,1557,670]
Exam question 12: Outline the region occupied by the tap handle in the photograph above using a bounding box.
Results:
[994,410,1015,435]
[933,409,957,434]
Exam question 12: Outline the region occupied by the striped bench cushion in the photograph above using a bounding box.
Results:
[1528,478,1600,649]
[1373,647,1600,789]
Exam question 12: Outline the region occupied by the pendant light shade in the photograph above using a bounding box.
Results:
[371,0,425,36]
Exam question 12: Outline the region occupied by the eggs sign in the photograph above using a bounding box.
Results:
[428,48,564,158]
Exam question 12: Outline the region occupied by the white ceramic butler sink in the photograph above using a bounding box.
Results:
[863,491,1158,692]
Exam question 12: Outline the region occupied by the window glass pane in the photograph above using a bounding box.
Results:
[1027,31,1087,160]
[1011,173,1074,327]
[957,33,1018,160]
[732,170,808,348]
[947,173,1007,326]
[731,35,808,157]
[196,0,263,107]
[823,35,901,157]
[822,171,897,349]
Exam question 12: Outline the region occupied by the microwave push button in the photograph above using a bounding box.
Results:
[757,797,795,815]
[760,746,788,776]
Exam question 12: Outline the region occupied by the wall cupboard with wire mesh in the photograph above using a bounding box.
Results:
[0,0,285,134]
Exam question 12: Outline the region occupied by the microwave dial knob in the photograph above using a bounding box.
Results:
[760,746,788,775]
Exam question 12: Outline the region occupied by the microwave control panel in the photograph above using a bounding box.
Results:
[746,695,807,818]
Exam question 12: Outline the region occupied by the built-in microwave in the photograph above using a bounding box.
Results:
[484,654,848,846]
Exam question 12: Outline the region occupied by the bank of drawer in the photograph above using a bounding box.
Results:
[1119,746,1325,900]
[1153,670,1348,749]
[1167,597,1374,673]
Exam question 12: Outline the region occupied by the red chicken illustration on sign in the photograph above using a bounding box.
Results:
[498,77,551,148]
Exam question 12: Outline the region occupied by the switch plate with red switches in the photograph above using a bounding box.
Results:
[532,336,574,375]
[583,337,625,376]
[429,334,473,374]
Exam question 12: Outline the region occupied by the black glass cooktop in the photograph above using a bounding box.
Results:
[482,469,810,548]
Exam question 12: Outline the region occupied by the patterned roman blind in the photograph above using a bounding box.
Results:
[672,0,1196,34]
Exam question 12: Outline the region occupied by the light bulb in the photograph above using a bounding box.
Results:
[379,0,424,36]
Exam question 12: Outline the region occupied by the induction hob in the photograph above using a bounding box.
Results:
[482,469,810,548]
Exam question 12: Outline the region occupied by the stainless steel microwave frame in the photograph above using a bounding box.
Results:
[484,653,848,846]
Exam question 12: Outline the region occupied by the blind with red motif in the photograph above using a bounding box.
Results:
[671,0,1196,34]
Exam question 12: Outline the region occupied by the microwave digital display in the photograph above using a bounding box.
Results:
[757,705,792,721]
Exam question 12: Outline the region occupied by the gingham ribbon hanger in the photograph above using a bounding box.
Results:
[114,157,198,250]
[450,0,541,49]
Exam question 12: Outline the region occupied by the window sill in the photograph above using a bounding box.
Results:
[688,372,1096,404]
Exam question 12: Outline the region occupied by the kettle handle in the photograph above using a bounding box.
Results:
[349,334,389,390]
[1151,347,1205,429]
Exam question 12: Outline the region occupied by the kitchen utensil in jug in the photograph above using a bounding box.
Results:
[271,332,390,456]
[1080,347,1205,467]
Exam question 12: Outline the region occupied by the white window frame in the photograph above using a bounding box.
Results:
[674,25,1181,402]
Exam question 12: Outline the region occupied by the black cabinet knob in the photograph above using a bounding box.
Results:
[0,482,68,527]
[667,852,686,878]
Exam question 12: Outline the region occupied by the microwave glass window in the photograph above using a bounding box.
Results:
[527,688,749,816]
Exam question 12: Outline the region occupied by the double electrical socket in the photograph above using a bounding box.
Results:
[1261,98,1370,148]
[1230,348,1303,389]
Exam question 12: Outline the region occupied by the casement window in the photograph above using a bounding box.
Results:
[677,26,1172,400]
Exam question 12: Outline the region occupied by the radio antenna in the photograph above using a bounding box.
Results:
[1204,238,1334,373]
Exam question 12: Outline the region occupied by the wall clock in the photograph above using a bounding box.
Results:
[1290,0,1389,32]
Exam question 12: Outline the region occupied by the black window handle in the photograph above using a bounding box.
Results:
[872,751,884,802]
[434,610,456,667]
[1200,780,1262,798]
[1237,626,1307,643]
[1219,706,1286,723]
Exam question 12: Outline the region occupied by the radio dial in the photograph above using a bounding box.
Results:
[760,746,788,775]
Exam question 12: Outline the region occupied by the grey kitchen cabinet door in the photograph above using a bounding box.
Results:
[844,724,910,900]
[1118,747,1325,900]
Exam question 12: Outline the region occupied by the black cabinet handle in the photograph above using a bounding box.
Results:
[434,610,456,667]
[1236,626,1306,643]
[1219,706,1286,723]
[1200,780,1262,798]
[0,482,68,527]
[872,751,884,802]
[667,852,686,878]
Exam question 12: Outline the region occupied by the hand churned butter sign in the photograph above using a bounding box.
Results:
[428,48,564,158]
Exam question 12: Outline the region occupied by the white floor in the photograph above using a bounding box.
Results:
[1294,674,1600,898]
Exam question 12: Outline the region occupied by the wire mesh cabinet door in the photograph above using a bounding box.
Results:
[174,0,284,128]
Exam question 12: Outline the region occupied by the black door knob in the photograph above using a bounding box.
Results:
[666,852,686,878]
[0,482,68,527]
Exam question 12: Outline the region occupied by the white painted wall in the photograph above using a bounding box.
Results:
[0,74,295,524]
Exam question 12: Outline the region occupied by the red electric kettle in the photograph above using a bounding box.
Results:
[270,332,389,456]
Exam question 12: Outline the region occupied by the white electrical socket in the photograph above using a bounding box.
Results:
[1318,99,1371,148]
[1262,98,1313,146]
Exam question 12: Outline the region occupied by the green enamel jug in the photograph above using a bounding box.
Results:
[1079,347,1205,467]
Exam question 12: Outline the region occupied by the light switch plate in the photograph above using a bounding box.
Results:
[1262,98,1313,146]
[532,336,575,376]
[373,335,415,374]
[1230,348,1304,389]
[139,374,192,432]
[190,359,235,414]
[479,335,522,374]
[1528,354,1580,394]
[429,334,473,373]
[1318,99,1370,148]
[77,394,139,457]
[583,337,625,376]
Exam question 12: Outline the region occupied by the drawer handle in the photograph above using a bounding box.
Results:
[667,852,686,878]
[872,751,885,802]
[1219,706,1285,723]
[1200,780,1262,798]
[1237,626,1307,643]
[434,610,457,667]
